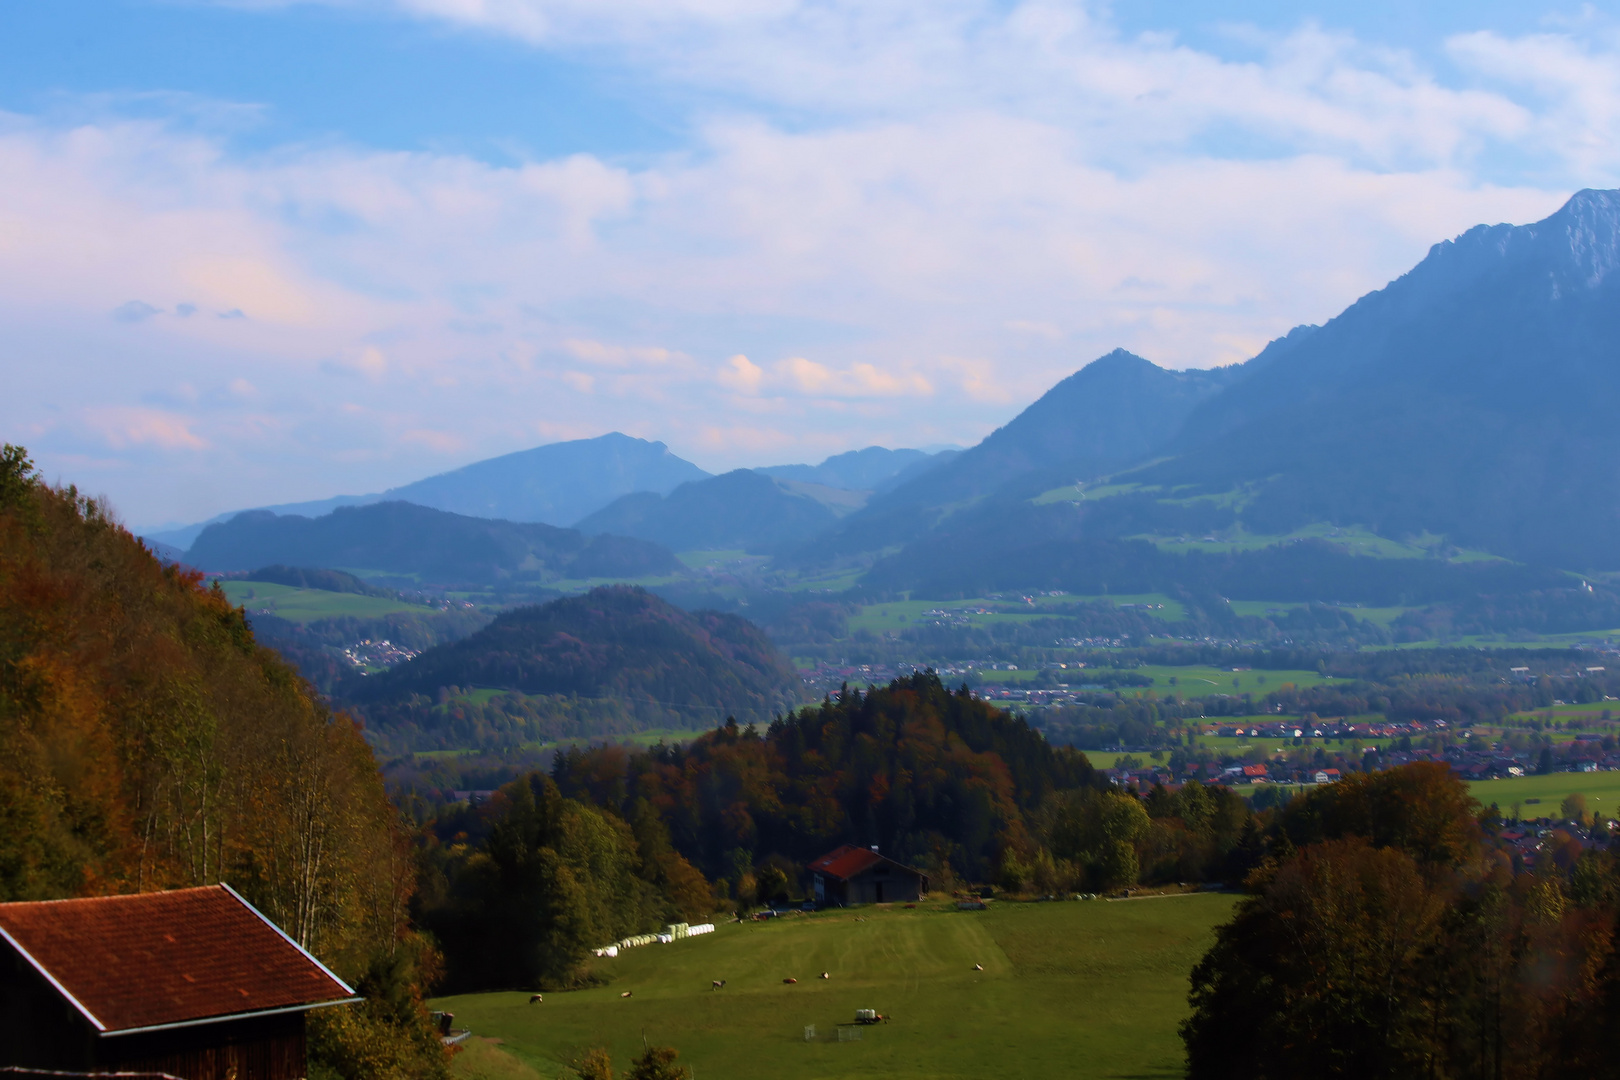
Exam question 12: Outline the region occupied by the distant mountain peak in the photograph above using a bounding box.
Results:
[1412,186,1620,298]
[1549,187,1620,287]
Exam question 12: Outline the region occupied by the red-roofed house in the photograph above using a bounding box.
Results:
[807,846,929,907]
[0,884,357,1078]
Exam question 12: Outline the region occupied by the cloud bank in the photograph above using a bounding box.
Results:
[5,1,1618,524]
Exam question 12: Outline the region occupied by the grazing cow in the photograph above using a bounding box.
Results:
[711,980,726,991]
[973,964,983,971]
[783,977,798,984]
[620,991,633,998]
[529,993,544,1003]
[819,972,830,980]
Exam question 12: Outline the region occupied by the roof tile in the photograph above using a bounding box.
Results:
[0,885,353,1033]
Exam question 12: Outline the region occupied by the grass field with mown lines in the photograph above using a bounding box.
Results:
[439,892,1237,1080]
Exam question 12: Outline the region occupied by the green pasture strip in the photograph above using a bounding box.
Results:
[676,549,755,570]
[1067,593,1186,620]
[218,580,427,623]
[437,893,1235,1080]
[1126,665,1330,694]
[1507,701,1620,722]
[1032,481,1147,505]
[784,568,866,593]
[970,664,1329,693]
[413,728,718,762]
[848,593,1185,634]
[1469,772,1620,818]
[1364,639,1591,652]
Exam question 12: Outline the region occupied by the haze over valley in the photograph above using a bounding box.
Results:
[11,4,1620,1079]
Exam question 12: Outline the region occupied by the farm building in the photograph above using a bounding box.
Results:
[0,884,357,1079]
[808,845,929,906]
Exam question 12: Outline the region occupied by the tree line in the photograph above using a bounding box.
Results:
[1183,762,1620,1078]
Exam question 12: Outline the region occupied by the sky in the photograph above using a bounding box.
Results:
[4,1,1620,528]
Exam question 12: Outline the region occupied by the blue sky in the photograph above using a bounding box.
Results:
[3,0,1618,527]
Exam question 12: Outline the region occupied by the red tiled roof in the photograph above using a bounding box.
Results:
[807,845,887,881]
[0,885,354,1034]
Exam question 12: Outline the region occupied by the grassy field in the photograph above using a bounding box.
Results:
[847,594,1187,634]
[1505,701,1620,724]
[217,580,428,622]
[413,727,718,762]
[438,893,1236,1080]
[1128,665,1330,694]
[1469,771,1620,818]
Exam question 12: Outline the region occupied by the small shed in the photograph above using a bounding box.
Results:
[808,846,928,906]
[0,884,357,1079]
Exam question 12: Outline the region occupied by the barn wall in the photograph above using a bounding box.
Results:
[846,869,924,904]
[0,945,100,1069]
[100,1012,308,1080]
[0,943,311,1080]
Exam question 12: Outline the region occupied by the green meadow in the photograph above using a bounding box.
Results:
[439,893,1236,1080]
[1505,701,1620,723]
[1468,771,1620,818]
[412,727,717,763]
[1126,665,1330,694]
[847,594,1187,634]
[217,580,428,622]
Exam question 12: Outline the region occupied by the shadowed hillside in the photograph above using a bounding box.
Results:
[186,500,681,585]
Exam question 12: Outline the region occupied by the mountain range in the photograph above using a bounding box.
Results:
[145,436,955,553]
[143,433,709,548]
[163,188,1620,610]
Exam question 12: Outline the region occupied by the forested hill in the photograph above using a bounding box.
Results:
[547,671,1104,883]
[0,445,450,1075]
[352,585,805,725]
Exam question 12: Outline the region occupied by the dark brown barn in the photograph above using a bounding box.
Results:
[0,884,357,1079]
[808,846,928,906]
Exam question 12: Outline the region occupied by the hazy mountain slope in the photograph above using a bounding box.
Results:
[790,350,1235,564]
[900,350,1234,505]
[576,470,844,553]
[392,432,709,525]
[351,585,804,722]
[759,446,939,490]
[141,433,709,548]
[185,501,681,584]
[1135,188,1620,568]
[860,493,1562,603]
[873,448,961,493]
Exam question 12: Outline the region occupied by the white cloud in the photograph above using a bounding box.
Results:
[718,354,764,393]
[9,6,1620,522]
[82,407,209,451]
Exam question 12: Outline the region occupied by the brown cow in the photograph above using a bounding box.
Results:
[529,993,544,1003]
[782,977,798,984]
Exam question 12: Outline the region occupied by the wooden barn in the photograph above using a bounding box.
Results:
[0,884,357,1079]
[808,845,929,906]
